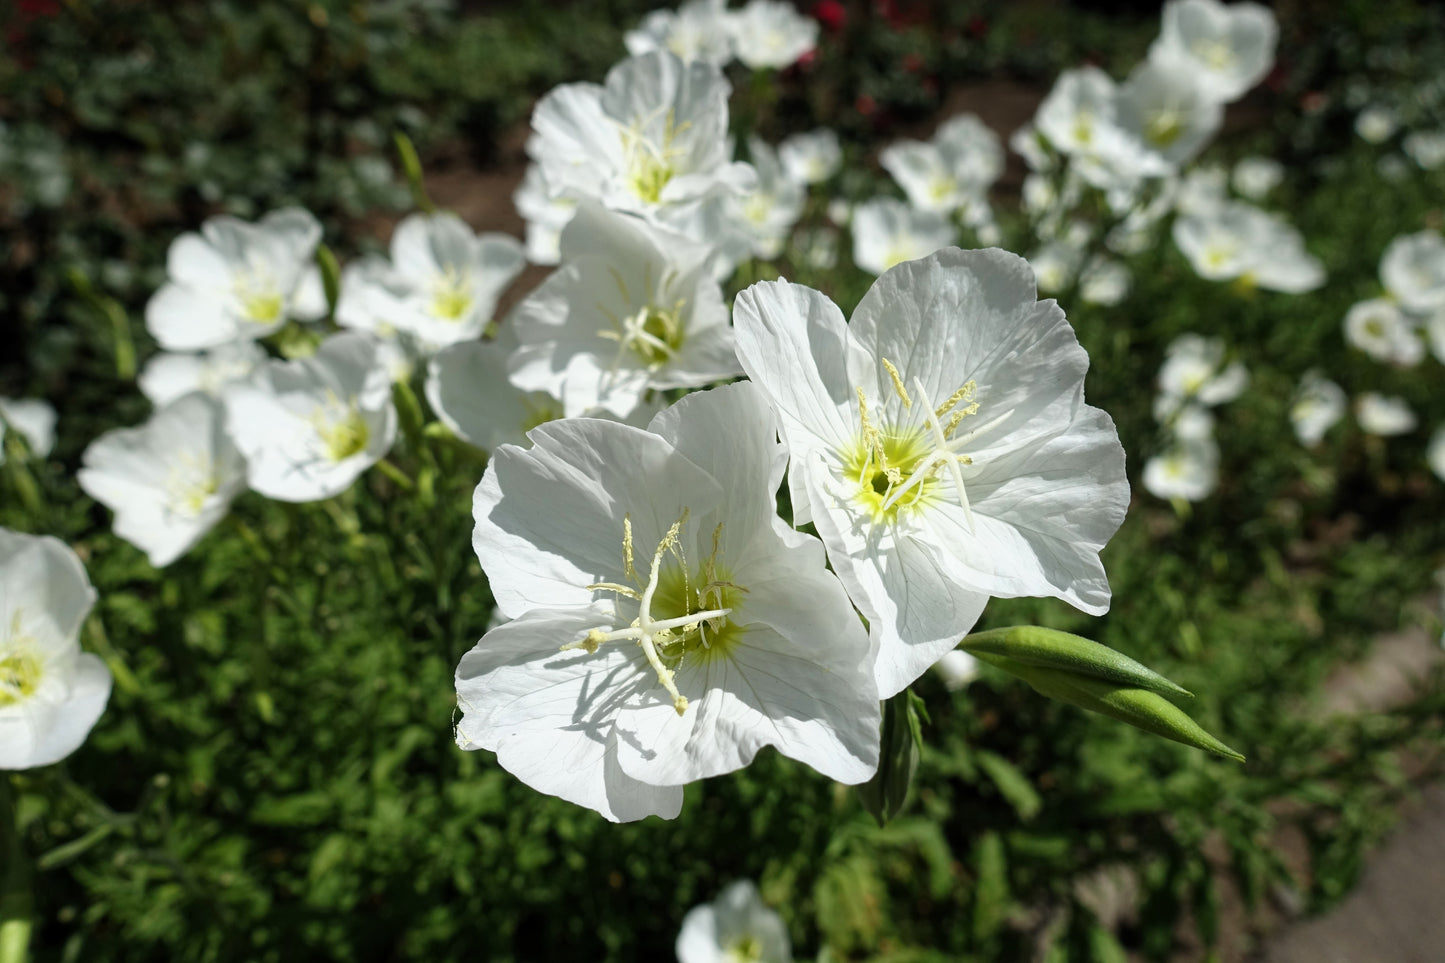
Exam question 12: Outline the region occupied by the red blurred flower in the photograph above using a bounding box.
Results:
[967,16,988,38]
[17,0,61,16]
[855,93,877,117]
[902,52,922,73]
[812,0,846,32]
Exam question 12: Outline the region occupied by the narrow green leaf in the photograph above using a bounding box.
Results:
[975,750,1043,821]
[961,625,1191,697]
[855,691,920,826]
[972,831,1009,943]
[393,131,435,214]
[316,244,341,316]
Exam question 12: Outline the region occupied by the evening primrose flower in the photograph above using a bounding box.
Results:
[850,198,956,276]
[458,383,879,821]
[138,341,267,407]
[1232,156,1283,199]
[1404,129,1445,170]
[1355,393,1416,437]
[528,51,754,224]
[728,0,818,71]
[1355,106,1399,144]
[507,202,741,419]
[1114,60,1223,167]
[880,113,1004,215]
[0,397,57,463]
[1290,371,1347,446]
[78,393,246,567]
[1156,334,1248,410]
[334,212,525,350]
[934,650,980,691]
[1172,201,1324,292]
[1343,298,1425,366]
[145,207,322,350]
[734,248,1129,697]
[0,529,112,770]
[1032,67,1166,188]
[729,137,806,259]
[624,0,734,66]
[1142,438,1219,501]
[1379,231,1445,312]
[1149,0,1277,103]
[778,128,842,185]
[223,333,397,502]
[513,163,579,266]
[676,880,791,963]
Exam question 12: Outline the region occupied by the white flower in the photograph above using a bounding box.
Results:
[796,226,839,270]
[1355,393,1416,437]
[1290,371,1346,446]
[1379,231,1445,312]
[0,529,112,770]
[78,393,246,567]
[1172,201,1324,292]
[1010,123,1053,172]
[677,880,791,963]
[729,137,807,259]
[513,163,579,265]
[734,248,1129,698]
[1355,106,1399,144]
[1404,129,1445,170]
[1156,334,1248,407]
[507,203,741,419]
[1142,438,1219,501]
[933,650,980,691]
[457,383,880,821]
[1154,397,1216,441]
[880,113,1003,215]
[625,0,734,66]
[1232,155,1283,199]
[138,341,268,407]
[850,198,956,276]
[1427,307,1445,364]
[528,51,754,223]
[1343,298,1425,366]
[145,208,322,350]
[425,339,663,453]
[334,212,524,350]
[1033,67,1167,188]
[1149,0,1278,103]
[1173,164,1229,217]
[223,333,398,502]
[728,0,818,70]
[1114,59,1224,167]
[1429,427,1445,482]
[1080,257,1131,305]
[0,398,57,462]
[778,128,841,185]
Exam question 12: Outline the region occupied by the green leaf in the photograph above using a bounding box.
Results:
[393,131,435,213]
[961,625,1191,697]
[975,750,1043,821]
[856,691,921,826]
[316,244,341,317]
[972,831,1009,943]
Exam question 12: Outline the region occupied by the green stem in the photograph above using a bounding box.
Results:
[0,777,33,963]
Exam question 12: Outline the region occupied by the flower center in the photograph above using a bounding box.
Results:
[1191,37,1236,71]
[0,615,42,709]
[431,266,475,322]
[724,935,765,962]
[564,510,745,716]
[310,393,371,462]
[164,452,220,517]
[600,299,688,370]
[1145,108,1185,149]
[232,264,284,324]
[619,108,690,205]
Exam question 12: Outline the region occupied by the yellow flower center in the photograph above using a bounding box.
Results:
[311,394,371,462]
[620,108,690,205]
[1145,108,1185,149]
[431,266,475,321]
[0,615,42,709]
[724,935,765,962]
[164,452,220,517]
[232,265,284,324]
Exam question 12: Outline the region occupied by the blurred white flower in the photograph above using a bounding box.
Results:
[224,333,398,502]
[850,198,956,276]
[1355,106,1399,144]
[78,393,246,567]
[1426,308,1445,364]
[728,0,818,70]
[1149,0,1278,103]
[1379,230,1445,312]
[458,384,879,821]
[145,208,322,351]
[1355,393,1416,437]
[778,128,841,184]
[513,163,578,265]
[1404,129,1445,170]
[1142,438,1219,501]
[138,341,268,407]
[1342,298,1425,366]
[624,0,734,66]
[1157,334,1248,408]
[1114,59,1224,167]
[0,397,57,463]
[1231,156,1283,199]
[796,225,839,270]
[934,650,981,691]
[880,113,1004,215]
[508,203,741,419]
[1172,163,1229,216]
[734,249,1129,698]
[1172,200,1324,292]
[1290,371,1346,446]
[1080,257,1132,305]
[0,529,111,770]
[730,137,806,259]
[677,880,791,963]
[1429,427,1445,482]
[1154,396,1216,441]
[334,212,524,351]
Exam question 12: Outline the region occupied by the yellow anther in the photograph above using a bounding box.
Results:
[673,694,689,716]
[586,581,642,601]
[881,358,912,408]
[935,380,977,419]
[942,406,977,438]
[622,514,637,584]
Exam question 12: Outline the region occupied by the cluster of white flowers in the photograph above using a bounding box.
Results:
[1142,334,1248,502]
[624,0,818,72]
